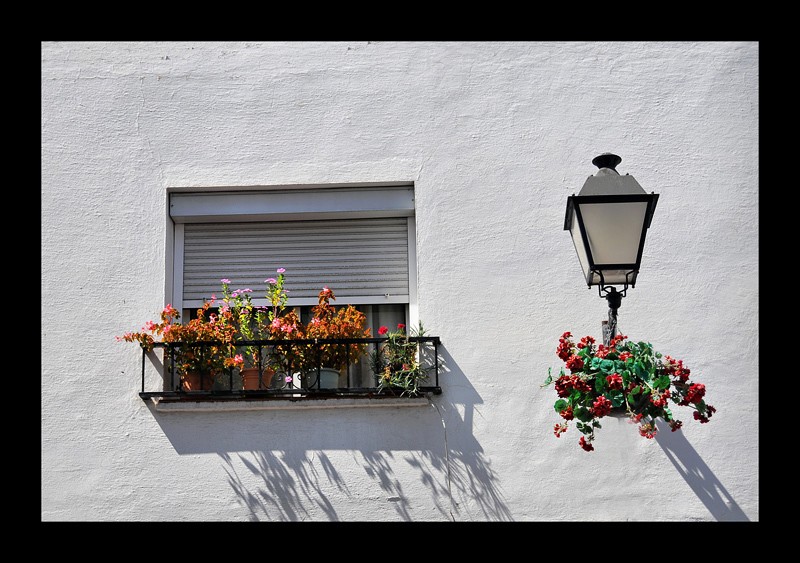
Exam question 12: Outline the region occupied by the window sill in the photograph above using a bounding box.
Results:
[147,392,433,412]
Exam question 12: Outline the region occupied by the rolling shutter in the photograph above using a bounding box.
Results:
[182,217,410,305]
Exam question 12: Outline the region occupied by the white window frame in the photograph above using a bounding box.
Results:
[165,182,418,328]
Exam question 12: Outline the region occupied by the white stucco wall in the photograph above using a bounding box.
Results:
[41,41,758,521]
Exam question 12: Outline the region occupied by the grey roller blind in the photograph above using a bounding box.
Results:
[182,218,410,303]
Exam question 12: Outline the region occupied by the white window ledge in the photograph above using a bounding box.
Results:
[150,394,431,412]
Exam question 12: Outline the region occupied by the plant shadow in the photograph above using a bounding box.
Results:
[147,345,513,521]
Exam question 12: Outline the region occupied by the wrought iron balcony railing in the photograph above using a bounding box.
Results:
[137,336,441,402]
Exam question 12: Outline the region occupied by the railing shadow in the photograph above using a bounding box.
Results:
[654,420,751,521]
[147,344,513,521]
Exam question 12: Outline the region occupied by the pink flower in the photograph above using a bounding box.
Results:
[221,278,230,284]
[378,326,388,335]
[285,375,293,383]
[271,318,281,328]
[265,278,277,284]
[277,268,286,273]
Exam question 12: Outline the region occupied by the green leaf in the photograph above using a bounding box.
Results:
[605,389,624,407]
[590,357,602,370]
[592,420,602,428]
[600,359,615,374]
[542,369,553,387]
[633,361,646,379]
[595,375,606,392]
[663,408,672,420]
[653,375,670,391]
[574,406,592,422]
[554,399,568,413]
[630,385,641,395]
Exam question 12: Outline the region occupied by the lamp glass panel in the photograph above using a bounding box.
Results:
[578,201,648,266]
[568,208,591,284]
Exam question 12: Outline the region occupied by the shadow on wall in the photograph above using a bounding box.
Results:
[654,420,750,521]
[147,345,514,521]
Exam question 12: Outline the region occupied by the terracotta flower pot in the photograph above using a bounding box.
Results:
[182,372,215,391]
[241,367,275,390]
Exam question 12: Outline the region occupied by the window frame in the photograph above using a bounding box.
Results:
[166,182,419,328]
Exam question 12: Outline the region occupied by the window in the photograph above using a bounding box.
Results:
[169,183,417,318]
[142,182,439,401]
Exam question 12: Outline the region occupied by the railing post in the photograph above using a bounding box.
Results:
[434,339,440,388]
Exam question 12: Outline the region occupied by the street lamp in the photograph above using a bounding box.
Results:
[564,153,659,346]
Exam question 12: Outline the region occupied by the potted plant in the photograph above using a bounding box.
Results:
[300,285,371,388]
[371,322,430,396]
[542,332,716,452]
[117,301,237,391]
[218,277,277,390]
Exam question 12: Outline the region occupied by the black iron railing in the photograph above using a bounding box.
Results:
[138,336,441,401]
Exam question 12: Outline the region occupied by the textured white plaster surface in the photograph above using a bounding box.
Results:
[42,41,758,521]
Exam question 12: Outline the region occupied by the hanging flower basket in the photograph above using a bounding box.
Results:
[542,332,716,452]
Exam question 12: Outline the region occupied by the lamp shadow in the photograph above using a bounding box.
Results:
[654,420,750,521]
[147,345,513,521]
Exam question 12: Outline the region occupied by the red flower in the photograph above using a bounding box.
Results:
[591,395,613,418]
[686,383,706,404]
[559,406,574,421]
[579,436,594,452]
[566,354,584,372]
[609,334,627,348]
[669,419,683,432]
[378,326,388,336]
[554,375,572,397]
[618,351,632,362]
[606,373,623,390]
[397,323,406,331]
[693,406,715,424]
[555,374,592,397]
[665,356,691,381]
[650,389,671,408]
[557,332,574,361]
[639,423,657,439]
[554,423,568,438]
